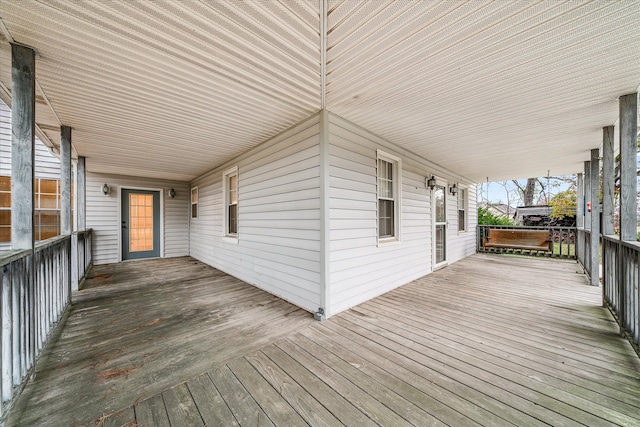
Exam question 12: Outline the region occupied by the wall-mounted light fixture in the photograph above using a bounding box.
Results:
[449,183,458,196]
[169,188,176,198]
[426,175,437,190]
[102,183,110,195]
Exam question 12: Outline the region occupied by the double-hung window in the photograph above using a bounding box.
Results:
[223,167,238,239]
[377,150,401,243]
[458,187,467,232]
[191,187,198,219]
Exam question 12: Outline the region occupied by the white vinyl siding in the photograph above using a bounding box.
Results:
[448,183,478,261]
[87,172,189,265]
[327,112,476,316]
[190,114,322,313]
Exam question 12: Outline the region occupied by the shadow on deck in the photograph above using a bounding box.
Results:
[7,254,640,426]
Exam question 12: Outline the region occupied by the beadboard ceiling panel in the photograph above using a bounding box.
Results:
[0,0,639,182]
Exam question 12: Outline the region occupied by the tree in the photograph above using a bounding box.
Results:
[478,206,515,225]
[549,188,577,220]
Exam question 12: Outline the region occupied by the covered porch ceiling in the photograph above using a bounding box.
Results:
[0,1,639,182]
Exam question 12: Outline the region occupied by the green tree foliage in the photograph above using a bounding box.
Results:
[478,206,515,225]
[549,188,577,219]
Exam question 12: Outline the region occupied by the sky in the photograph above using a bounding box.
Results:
[477,177,573,207]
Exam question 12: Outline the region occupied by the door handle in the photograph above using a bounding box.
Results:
[122,221,127,229]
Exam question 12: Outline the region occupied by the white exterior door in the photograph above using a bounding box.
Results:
[432,183,447,269]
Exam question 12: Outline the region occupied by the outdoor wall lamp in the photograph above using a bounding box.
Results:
[450,183,458,196]
[169,188,176,198]
[102,183,110,195]
[426,175,437,190]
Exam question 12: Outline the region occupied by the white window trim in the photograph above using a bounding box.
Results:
[458,184,469,234]
[376,149,402,246]
[222,166,239,244]
[190,186,198,219]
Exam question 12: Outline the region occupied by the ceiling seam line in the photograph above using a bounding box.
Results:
[320,0,327,110]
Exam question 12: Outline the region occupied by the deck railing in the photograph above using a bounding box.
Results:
[477,225,577,259]
[576,228,592,277]
[602,235,640,354]
[0,229,92,419]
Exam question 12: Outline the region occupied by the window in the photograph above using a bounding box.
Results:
[0,176,72,242]
[458,187,467,232]
[0,176,10,242]
[377,150,401,243]
[223,167,238,238]
[191,187,198,219]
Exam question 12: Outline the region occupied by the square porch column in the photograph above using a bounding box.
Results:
[60,126,72,235]
[619,93,638,242]
[10,44,35,250]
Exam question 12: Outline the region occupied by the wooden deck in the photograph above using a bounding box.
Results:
[6,255,640,426]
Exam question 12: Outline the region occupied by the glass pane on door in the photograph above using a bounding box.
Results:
[433,185,447,266]
[129,193,154,252]
[435,186,445,222]
[435,224,446,264]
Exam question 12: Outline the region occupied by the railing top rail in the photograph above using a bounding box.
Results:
[0,248,32,267]
[0,229,93,267]
[478,225,577,230]
[35,235,72,252]
[602,234,640,251]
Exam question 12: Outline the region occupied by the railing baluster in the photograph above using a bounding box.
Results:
[0,231,93,418]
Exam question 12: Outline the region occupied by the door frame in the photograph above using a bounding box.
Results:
[431,177,448,271]
[118,185,165,262]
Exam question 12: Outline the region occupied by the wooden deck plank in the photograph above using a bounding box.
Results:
[275,338,412,427]
[208,365,275,427]
[162,383,204,426]
[227,357,308,427]
[395,281,636,360]
[379,284,640,386]
[134,394,170,427]
[5,257,314,426]
[186,373,239,427]
[347,305,640,426]
[337,312,619,427]
[291,331,448,427]
[260,344,378,427]
[6,255,640,427]
[100,406,136,427]
[316,321,548,427]
[246,350,344,427]
[360,297,640,410]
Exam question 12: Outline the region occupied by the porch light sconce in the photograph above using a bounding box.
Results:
[169,188,176,198]
[426,175,437,190]
[101,183,110,195]
[449,183,458,196]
